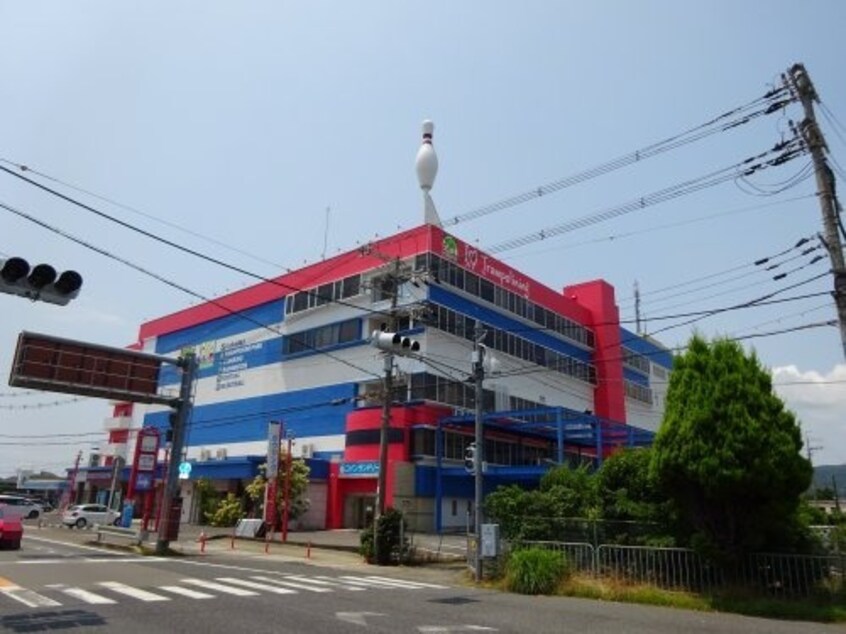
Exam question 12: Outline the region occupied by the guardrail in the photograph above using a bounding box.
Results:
[503,541,846,599]
[95,525,143,546]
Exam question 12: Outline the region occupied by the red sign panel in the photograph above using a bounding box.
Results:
[128,427,160,498]
[8,331,173,405]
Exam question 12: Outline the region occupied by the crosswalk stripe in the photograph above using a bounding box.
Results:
[61,587,117,605]
[313,575,371,591]
[320,577,384,590]
[181,578,258,596]
[285,575,365,591]
[337,576,407,589]
[216,577,296,595]
[0,587,62,608]
[159,585,215,599]
[250,575,332,593]
[98,581,170,602]
[362,575,447,589]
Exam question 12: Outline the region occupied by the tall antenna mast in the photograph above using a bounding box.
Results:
[321,206,331,260]
[634,280,642,335]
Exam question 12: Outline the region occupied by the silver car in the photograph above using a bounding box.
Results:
[0,495,42,520]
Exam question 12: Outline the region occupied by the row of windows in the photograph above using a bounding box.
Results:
[622,348,651,375]
[283,319,360,355]
[407,372,550,416]
[624,380,654,405]
[411,428,554,466]
[430,303,598,385]
[416,253,595,349]
[284,275,362,315]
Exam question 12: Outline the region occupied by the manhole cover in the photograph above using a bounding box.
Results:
[428,596,479,605]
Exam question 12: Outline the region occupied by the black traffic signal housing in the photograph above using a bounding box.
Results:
[370,329,421,355]
[0,257,83,306]
[464,442,476,474]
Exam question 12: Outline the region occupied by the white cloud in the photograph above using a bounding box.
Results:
[772,364,846,466]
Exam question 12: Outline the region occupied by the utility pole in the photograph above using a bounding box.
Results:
[472,320,487,582]
[63,450,83,510]
[786,63,846,360]
[155,351,197,555]
[375,257,401,563]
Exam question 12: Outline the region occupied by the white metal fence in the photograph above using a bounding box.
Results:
[502,541,846,598]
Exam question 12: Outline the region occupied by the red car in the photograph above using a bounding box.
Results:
[0,507,23,549]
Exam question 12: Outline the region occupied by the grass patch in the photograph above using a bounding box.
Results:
[485,571,846,622]
[559,575,846,622]
[504,548,570,595]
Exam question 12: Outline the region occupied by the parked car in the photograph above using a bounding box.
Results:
[62,504,120,529]
[0,495,42,519]
[0,507,23,549]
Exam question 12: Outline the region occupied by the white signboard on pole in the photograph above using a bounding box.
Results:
[266,421,282,478]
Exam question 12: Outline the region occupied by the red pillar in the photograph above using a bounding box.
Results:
[326,462,342,529]
[563,279,626,423]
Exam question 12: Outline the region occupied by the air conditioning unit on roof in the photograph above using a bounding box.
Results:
[216,448,228,460]
[199,448,212,461]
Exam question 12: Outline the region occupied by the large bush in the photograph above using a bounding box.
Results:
[360,507,409,565]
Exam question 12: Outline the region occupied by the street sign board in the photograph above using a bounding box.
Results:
[266,421,282,479]
[128,427,160,498]
[8,331,175,405]
[178,462,192,480]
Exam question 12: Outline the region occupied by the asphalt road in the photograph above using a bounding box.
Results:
[0,527,840,634]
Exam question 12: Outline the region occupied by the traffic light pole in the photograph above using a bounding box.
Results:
[374,258,401,564]
[473,320,486,582]
[155,351,196,555]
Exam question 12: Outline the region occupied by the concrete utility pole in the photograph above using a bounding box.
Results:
[472,320,487,583]
[155,351,197,555]
[374,258,401,563]
[786,63,846,361]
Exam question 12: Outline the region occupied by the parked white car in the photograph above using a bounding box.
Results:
[62,504,120,529]
[0,495,43,520]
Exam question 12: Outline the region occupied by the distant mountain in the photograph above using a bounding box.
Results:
[812,464,846,492]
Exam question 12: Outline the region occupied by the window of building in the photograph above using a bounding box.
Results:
[283,318,361,356]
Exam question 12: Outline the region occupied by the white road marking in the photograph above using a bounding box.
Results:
[318,576,396,590]
[314,575,371,590]
[337,575,415,589]
[0,586,62,608]
[181,578,258,596]
[98,581,170,602]
[336,612,385,626]
[12,557,162,565]
[159,585,215,599]
[250,575,331,593]
[61,587,117,605]
[284,575,365,591]
[216,577,296,594]
[363,575,447,589]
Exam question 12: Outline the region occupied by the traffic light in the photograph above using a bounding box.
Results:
[370,329,421,355]
[0,257,83,306]
[464,442,476,474]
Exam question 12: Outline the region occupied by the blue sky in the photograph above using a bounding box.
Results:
[1,1,844,476]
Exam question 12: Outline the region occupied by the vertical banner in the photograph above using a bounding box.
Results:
[264,421,282,527]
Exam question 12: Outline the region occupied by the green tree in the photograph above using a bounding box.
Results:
[651,335,813,560]
[245,455,310,528]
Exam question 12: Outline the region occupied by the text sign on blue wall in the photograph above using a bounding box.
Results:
[339,461,380,477]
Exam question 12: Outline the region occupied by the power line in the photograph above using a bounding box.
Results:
[487,139,806,254]
[503,194,813,264]
[0,158,292,273]
[0,163,393,320]
[444,88,793,226]
[0,199,383,380]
